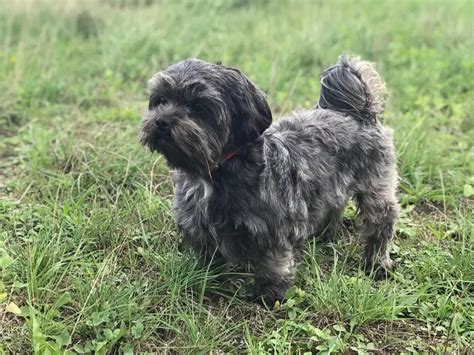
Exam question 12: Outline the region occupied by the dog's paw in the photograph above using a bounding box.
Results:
[251,284,286,307]
[364,259,395,281]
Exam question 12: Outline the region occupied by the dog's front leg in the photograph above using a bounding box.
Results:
[253,246,298,305]
[180,229,225,266]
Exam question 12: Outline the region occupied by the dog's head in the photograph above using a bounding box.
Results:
[139,59,272,176]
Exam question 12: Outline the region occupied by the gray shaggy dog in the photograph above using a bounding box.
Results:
[140,55,399,304]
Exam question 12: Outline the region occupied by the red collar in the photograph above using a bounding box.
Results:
[223,151,238,161]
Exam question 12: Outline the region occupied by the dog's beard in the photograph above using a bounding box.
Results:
[140,112,221,176]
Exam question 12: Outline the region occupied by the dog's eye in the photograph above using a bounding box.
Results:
[149,95,167,109]
[192,102,206,112]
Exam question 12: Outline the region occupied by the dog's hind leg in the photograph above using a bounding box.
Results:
[355,187,399,279]
[319,207,345,242]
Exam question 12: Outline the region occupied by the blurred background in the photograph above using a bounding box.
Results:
[1,0,472,185]
[1,0,472,353]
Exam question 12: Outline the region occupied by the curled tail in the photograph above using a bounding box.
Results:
[318,54,387,123]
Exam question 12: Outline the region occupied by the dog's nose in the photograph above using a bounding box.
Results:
[156,118,171,132]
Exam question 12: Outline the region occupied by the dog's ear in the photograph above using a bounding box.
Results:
[224,67,273,147]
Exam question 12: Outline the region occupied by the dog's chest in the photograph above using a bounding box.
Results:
[174,177,214,230]
[174,176,265,263]
[173,175,258,239]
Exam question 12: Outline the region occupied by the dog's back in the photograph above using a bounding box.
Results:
[259,55,398,286]
[262,54,394,212]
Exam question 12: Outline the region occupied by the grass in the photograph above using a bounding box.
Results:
[0,0,473,353]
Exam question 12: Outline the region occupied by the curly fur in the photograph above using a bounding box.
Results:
[140,55,399,303]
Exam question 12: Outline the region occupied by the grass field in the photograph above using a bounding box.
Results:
[1,0,473,353]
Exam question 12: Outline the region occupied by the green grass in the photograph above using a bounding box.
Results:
[1,0,473,353]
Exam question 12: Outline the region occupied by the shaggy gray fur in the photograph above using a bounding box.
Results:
[140,55,399,304]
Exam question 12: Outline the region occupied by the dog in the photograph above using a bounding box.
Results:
[139,55,399,304]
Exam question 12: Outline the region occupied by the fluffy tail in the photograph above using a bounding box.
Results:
[318,54,387,123]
